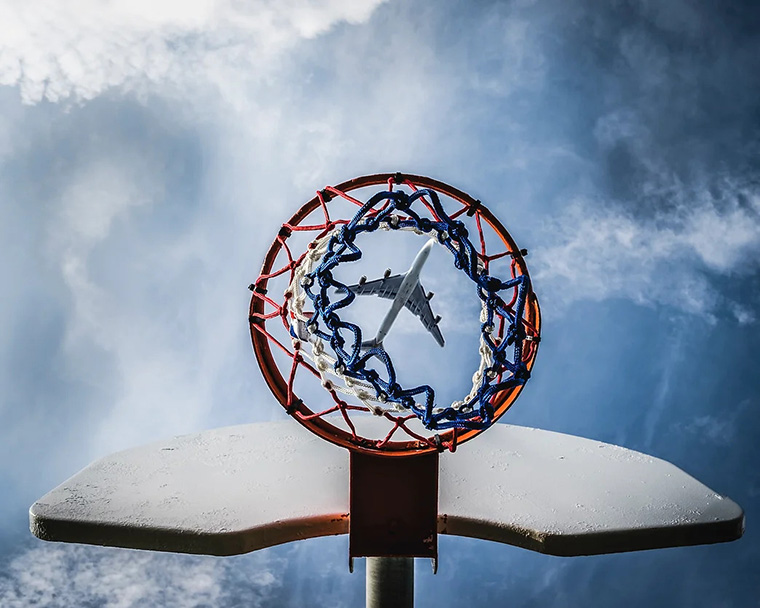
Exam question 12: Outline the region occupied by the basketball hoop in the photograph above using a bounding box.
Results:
[249,173,541,456]
[29,178,744,607]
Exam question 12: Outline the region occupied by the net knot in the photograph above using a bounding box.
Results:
[339,224,355,243]
[514,367,531,382]
[417,217,433,232]
[481,276,502,292]
[448,220,468,240]
[394,191,411,211]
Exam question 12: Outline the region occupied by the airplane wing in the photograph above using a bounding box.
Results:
[403,282,445,347]
[346,274,404,300]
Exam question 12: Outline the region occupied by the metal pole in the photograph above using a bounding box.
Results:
[366,557,414,608]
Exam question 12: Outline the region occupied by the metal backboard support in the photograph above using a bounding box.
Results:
[349,451,438,563]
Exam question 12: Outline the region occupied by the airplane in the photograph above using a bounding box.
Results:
[291,239,445,349]
[346,238,444,349]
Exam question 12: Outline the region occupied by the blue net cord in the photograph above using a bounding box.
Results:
[301,187,532,431]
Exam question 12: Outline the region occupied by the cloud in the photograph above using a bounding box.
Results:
[532,178,760,320]
[0,0,387,104]
[676,398,752,447]
[33,119,226,455]
[0,543,282,608]
[0,0,507,465]
[514,1,760,323]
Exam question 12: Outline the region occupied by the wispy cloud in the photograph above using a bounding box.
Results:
[676,398,752,447]
[0,543,282,608]
[518,1,760,323]
[532,179,760,320]
[0,0,387,104]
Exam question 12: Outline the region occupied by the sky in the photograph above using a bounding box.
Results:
[0,0,759,606]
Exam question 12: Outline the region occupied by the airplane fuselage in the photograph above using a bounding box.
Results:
[374,238,435,344]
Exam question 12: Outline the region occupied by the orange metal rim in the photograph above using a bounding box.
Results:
[250,173,541,455]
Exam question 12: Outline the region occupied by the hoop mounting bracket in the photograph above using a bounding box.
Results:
[349,451,439,563]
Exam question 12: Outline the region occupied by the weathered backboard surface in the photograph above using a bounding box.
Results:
[30,418,744,557]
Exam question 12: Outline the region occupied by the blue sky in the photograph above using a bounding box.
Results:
[1,0,758,606]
